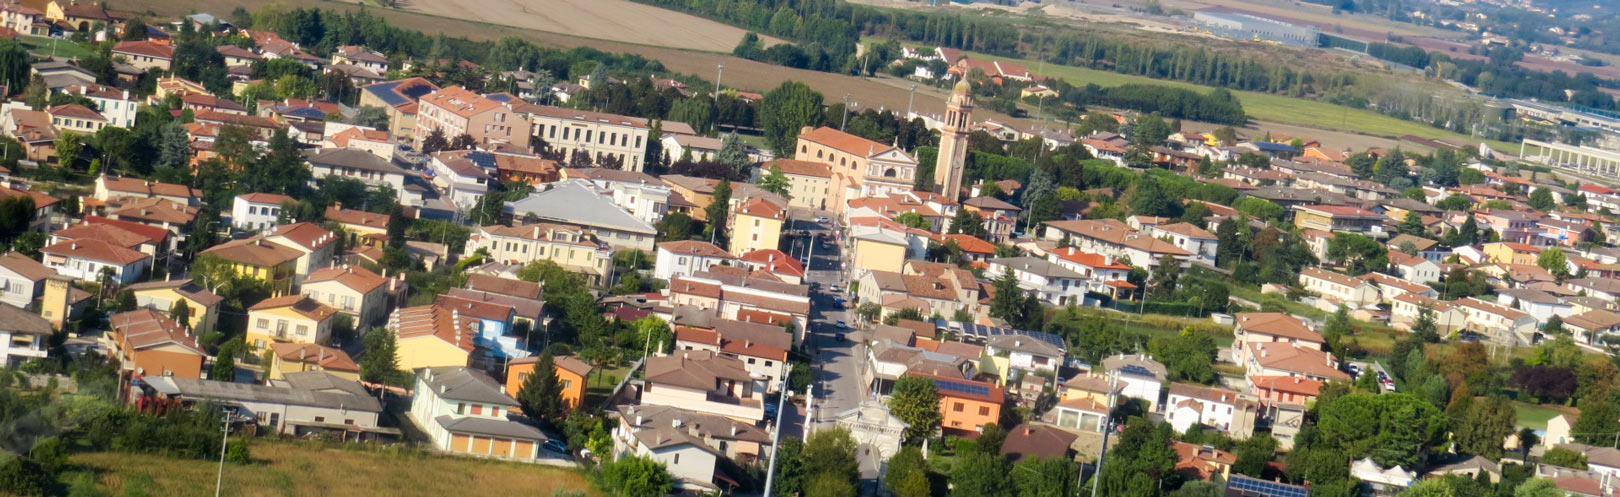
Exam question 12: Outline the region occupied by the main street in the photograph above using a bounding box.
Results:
[785,211,867,436]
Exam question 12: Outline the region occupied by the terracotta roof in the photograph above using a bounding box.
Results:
[739,249,805,278]
[214,45,258,60]
[41,238,147,265]
[764,159,833,178]
[181,94,248,113]
[81,216,168,244]
[736,197,785,219]
[434,294,515,322]
[799,126,895,157]
[645,350,755,390]
[1455,297,1530,320]
[464,273,541,300]
[195,109,280,129]
[1300,267,1374,290]
[237,192,295,206]
[1235,313,1322,343]
[263,222,337,251]
[1048,247,1131,270]
[200,238,302,267]
[1054,396,1109,413]
[508,354,593,377]
[1359,272,1433,295]
[941,234,996,254]
[47,103,105,121]
[1042,219,1193,256]
[270,342,359,372]
[52,222,150,249]
[420,86,505,118]
[1155,222,1215,239]
[518,105,648,129]
[0,251,51,281]
[324,207,389,229]
[305,265,387,293]
[964,195,1021,212]
[111,308,202,355]
[391,304,477,353]
[107,197,198,225]
[1246,342,1349,380]
[659,240,733,259]
[249,295,338,322]
[1001,424,1077,462]
[100,175,201,200]
[124,279,223,306]
[1564,310,1620,331]
[1251,375,1324,397]
[111,41,173,59]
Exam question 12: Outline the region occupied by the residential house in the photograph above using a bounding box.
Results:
[761,159,834,210]
[504,355,592,410]
[231,193,295,231]
[662,134,722,162]
[1164,383,1256,438]
[267,342,360,381]
[245,295,338,352]
[672,319,791,391]
[39,238,149,285]
[410,367,545,460]
[108,308,206,380]
[641,350,767,422]
[1565,310,1620,346]
[1387,250,1443,285]
[962,196,1022,242]
[1101,354,1168,411]
[985,256,1089,306]
[1299,268,1381,307]
[1041,219,1194,269]
[59,84,136,127]
[413,86,525,148]
[561,168,671,226]
[331,45,387,73]
[302,265,390,326]
[914,372,1003,436]
[1568,278,1620,301]
[388,303,478,370]
[1172,442,1236,482]
[1242,342,1350,385]
[1496,288,1574,323]
[729,197,785,256]
[1146,222,1218,264]
[1390,293,1467,333]
[1455,297,1538,345]
[853,268,977,323]
[111,41,173,71]
[260,222,339,284]
[467,223,612,284]
[1046,247,1137,298]
[1044,396,1109,433]
[125,279,221,334]
[322,125,395,159]
[1359,272,1438,302]
[1000,424,1077,463]
[199,238,301,295]
[613,404,771,493]
[0,4,45,36]
[305,148,411,198]
[0,251,52,309]
[668,270,810,345]
[138,371,387,439]
[1476,209,1540,244]
[1293,204,1384,234]
[1483,242,1543,266]
[324,206,388,240]
[95,175,202,206]
[357,77,440,138]
[654,240,737,282]
[0,303,50,367]
[737,249,806,284]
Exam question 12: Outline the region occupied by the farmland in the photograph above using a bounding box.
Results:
[378,0,779,53]
[70,441,595,497]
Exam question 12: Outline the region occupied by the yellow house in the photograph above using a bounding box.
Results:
[388,303,476,371]
[1059,373,1118,405]
[267,342,361,381]
[45,1,117,33]
[324,206,389,241]
[762,159,833,211]
[467,223,612,285]
[199,238,302,296]
[245,295,338,352]
[302,265,391,327]
[1482,242,1542,266]
[729,197,786,256]
[850,230,909,274]
[125,279,223,334]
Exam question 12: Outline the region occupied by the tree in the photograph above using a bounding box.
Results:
[989,268,1026,324]
[1537,247,1570,280]
[977,423,1007,454]
[896,212,930,230]
[421,128,449,154]
[885,447,929,496]
[1436,194,1475,212]
[1399,211,1427,236]
[518,350,565,421]
[212,338,243,381]
[360,326,401,384]
[1542,447,1588,469]
[889,376,941,441]
[170,300,192,330]
[761,81,823,158]
[1515,478,1572,497]
[717,133,750,172]
[1451,395,1515,459]
[704,179,731,242]
[1314,393,1448,468]
[952,451,1013,497]
[1326,233,1387,275]
[53,133,84,169]
[1324,306,1353,352]
[1013,457,1076,497]
[348,105,390,130]
[1411,306,1440,342]
[805,473,857,497]
[759,165,792,198]
[0,42,28,96]
[1529,188,1555,211]
[802,426,859,484]
[1512,366,1577,402]
[1232,434,1277,477]
[1146,255,1180,299]
[600,455,673,497]
[949,207,986,238]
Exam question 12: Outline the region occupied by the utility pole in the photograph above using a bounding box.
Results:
[1089,372,1121,497]
[214,408,230,497]
[761,377,793,497]
[805,383,816,438]
[906,84,917,117]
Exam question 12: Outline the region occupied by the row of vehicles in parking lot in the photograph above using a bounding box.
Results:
[1344,362,1397,392]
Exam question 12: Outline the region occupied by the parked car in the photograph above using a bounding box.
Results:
[813,217,829,223]
[543,439,568,454]
[836,320,847,328]
[764,401,779,419]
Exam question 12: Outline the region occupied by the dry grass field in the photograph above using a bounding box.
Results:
[380,0,777,53]
[72,442,596,497]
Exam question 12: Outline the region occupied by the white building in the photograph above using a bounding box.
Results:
[1299,268,1381,307]
[1164,383,1256,438]
[410,367,546,460]
[504,180,658,252]
[0,252,52,309]
[1041,219,1194,269]
[640,350,766,422]
[427,150,494,209]
[655,240,738,282]
[523,106,651,172]
[0,303,50,367]
[613,404,769,493]
[60,84,138,128]
[565,168,672,227]
[304,148,411,202]
[231,193,295,231]
[39,238,149,285]
[984,256,1089,306]
[1101,354,1167,412]
[1146,222,1219,265]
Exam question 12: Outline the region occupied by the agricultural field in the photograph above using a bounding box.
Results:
[70,441,596,497]
[380,0,779,53]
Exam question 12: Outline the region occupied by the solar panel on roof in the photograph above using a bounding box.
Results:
[400,83,435,100]
[466,152,496,168]
[1119,365,1155,377]
[934,379,990,397]
[1227,475,1308,497]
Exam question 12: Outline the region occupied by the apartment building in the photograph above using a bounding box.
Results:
[523,106,650,172]
[414,86,525,148]
[468,223,612,284]
[1041,218,1194,269]
[1293,205,1384,234]
[1299,268,1381,306]
[641,350,767,422]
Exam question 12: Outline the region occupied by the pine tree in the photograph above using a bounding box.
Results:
[518,350,566,420]
[989,267,1024,323]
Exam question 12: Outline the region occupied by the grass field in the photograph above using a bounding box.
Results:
[382,0,779,53]
[960,49,1519,152]
[19,35,93,59]
[1512,401,1568,430]
[70,441,596,497]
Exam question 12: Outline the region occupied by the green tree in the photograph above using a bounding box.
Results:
[1326,233,1387,275]
[705,179,732,243]
[717,133,750,172]
[1537,247,1570,280]
[1411,305,1440,342]
[1146,255,1180,299]
[1542,447,1588,469]
[759,164,792,198]
[1452,396,1515,459]
[802,426,859,487]
[949,207,986,238]
[1013,457,1076,497]
[1324,306,1353,352]
[211,337,243,381]
[360,326,401,385]
[896,212,930,230]
[169,300,192,331]
[518,350,565,421]
[762,81,824,158]
[1399,211,1427,236]
[1314,392,1448,468]
[0,42,29,96]
[989,268,1026,324]
[1529,188,1555,211]
[600,455,673,497]
[1232,434,1277,477]
[889,376,941,441]
[952,450,1013,497]
[805,473,857,497]
[1515,479,1571,497]
[885,446,928,496]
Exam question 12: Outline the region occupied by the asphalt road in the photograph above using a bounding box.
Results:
[784,212,867,436]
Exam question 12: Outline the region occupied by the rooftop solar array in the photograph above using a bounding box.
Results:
[466,151,496,168]
[934,378,991,398]
[1118,365,1156,377]
[951,322,1065,349]
[1227,475,1308,497]
[366,80,410,107]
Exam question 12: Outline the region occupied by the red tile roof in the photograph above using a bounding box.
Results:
[112,40,173,59]
[799,126,895,158]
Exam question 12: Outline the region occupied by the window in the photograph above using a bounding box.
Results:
[747,358,756,365]
[978,406,990,416]
[457,403,466,414]
[256,318,269,329]
[953,402,964,412]
[673,453,680,464]
[296,325,309,336]
[472,405,483,415]
[314,416,326,422]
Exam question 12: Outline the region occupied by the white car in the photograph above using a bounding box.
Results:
[812,216,830,223]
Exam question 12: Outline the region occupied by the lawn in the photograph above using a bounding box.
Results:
[70,441,596,497]
[1512,401,1568,430]
[910,44,1518,152]
[582,362,635,408]
[18,35,93,59]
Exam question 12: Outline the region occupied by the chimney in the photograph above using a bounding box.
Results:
[636,415,644,426]
[672,417,682,428]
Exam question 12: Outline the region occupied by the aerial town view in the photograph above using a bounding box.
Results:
[5,0,1620,495]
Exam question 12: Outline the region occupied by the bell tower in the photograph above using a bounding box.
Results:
[934,80,973,199]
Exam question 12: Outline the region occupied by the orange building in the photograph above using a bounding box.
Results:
[108,309,206,382]
[912,373,1005,436]
[504,355,594,411]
